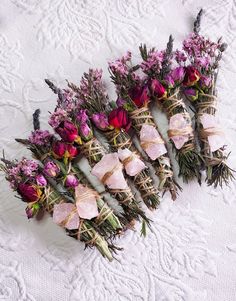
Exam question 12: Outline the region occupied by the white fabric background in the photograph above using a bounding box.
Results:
[0,0,236,300]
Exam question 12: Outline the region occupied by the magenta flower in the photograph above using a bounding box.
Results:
[43,161,60,177]
[18,183,42,203]
[199,75,212,90]
[36,174,47,186]
[25,203,40,219]
[48,108,68,129]
[80,123,93,140]
[91,113,109,130]
[150,79,167,100]
[55,120,80,143]
[76,109,89,124]
[184,88,199,102]
[170,67,185,84]
[163,75,175,88]
[129,85,150,108]
[65,174,79,188]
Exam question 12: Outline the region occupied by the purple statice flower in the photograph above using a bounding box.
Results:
[140,49,164,74]
[108,51,132,77]
[20,159,39,177]
[57,89,77,112]
[76,109,89,124]
[91,112,109,130]
[48,108,68,128]
[43,161,60,178]
[29,129,52,146]
[175,50,187,64]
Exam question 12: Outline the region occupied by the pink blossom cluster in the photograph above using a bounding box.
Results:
[57,89,77,112]
[182,33,220,70]
[140,50,165,74]
[29,129,52,146]
[48,108,68,128]
[175,50,187,64]
[108,51,132,77]
[7,159,39,188]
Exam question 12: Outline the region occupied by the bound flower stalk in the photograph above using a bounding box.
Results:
[0,158,115,261]
[45,82,150,234]
[108,54,180,198]
[16,111,124,239]
[178,9,234,187]
[138,37,203,183]
[68,69,161,208]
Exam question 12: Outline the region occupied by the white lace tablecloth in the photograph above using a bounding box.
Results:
[0,1,236,300]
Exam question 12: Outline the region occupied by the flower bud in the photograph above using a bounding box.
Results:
[150,79,167,99]
[36,174,47,186]
[55,120,81,143]
[183,66,200,86]
[52,141,67,159]
[65,174,79,188]
[65,144,79,159]
[18,183,42,203]
[184,88,199,102]
[129,85,149,108]
[43,161,60,177]
[199,75,212,90]
[25,203,40,219]
[91,113,109,130]
[108,107,131,132]
[163,75,175,88]
[170,67,185,84]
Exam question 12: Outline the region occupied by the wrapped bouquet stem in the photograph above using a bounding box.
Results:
[67,69,161,207]
[179,9,234,187]
[108,54,181,196]
[44,83,150,232]
[134,37,203,183]
[0,158,114,261]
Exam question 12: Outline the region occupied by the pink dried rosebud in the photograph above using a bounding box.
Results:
[199,75,212,90]
[163,75,175,88]
[25,203,40,219]
[52,141,67,159]
[108,107,131,132]
[79,123,93,140]
[129,85,149,108]
[55,120,81,144]
[36,174,47,186]
[76,109,89,124]
[91,112,109,130]
[43,161,60,177]
[150,79,167,100]
[65,174,79,188]
[65,144,79,159]
[184,88,199,102]
[116,98,127,107]
[183,66,200,86]
[18,183,42,203]
[170,67,185,84]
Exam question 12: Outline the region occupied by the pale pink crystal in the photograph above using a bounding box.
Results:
[169,113,191,149]
[118,148,146,176]
[200,113,225,152]
[53,203,80,230]
[91,153,128,189]
[75,184,99,220]
[140,124,167,160]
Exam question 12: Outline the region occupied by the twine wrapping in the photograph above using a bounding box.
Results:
[81,138,106,165]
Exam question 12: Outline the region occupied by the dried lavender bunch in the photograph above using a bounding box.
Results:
[45,81,151,234]
[138,37,203,184]
[68,69,162,207]
[0,157,114,261]
[178,9,234,187]
[108,53,181,195]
